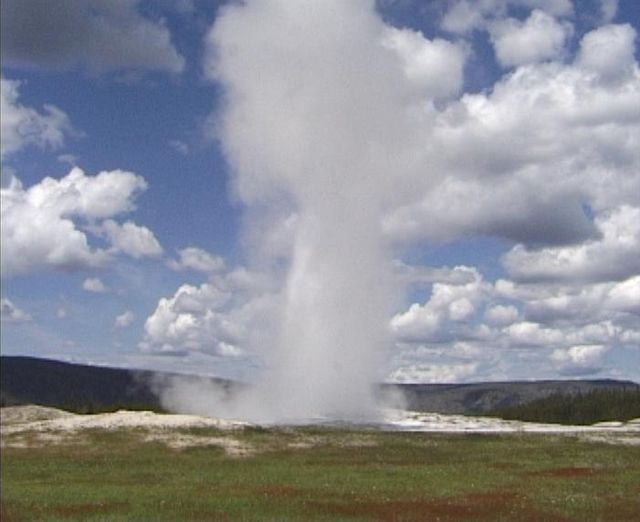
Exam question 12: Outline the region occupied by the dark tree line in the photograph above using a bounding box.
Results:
[486,386,640,425]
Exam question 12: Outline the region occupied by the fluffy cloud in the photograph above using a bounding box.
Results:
[393,260,479,287]
[606,276,640,314]
[442,0,573,34]
[388,254,638,381]
[577,23,636,82]
[82,277,108,293]
[1,167,157,276]
[1,174,108,276]
[0,297,32,323]
[1,0,184,74]
[167,247,225,273]
[384,23,640,247]
[384,176,598,246]
[501,281,636,351]
[115,310,135,329]
[484,304,520,326]
[382,27,467,99]
[489,10,572,67]
[391,266,490,343]
[1,77,73,159]
[503,206,640,284]
[24,167,148,219]
[521,277,640,324]
[506,321,569,346]
[140,282,235,355]
[102,220,163,259]
[551,344,610,375]
[441,0,488,33]
[140,262,279,359]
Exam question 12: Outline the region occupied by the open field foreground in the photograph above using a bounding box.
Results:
[2,407,640,521]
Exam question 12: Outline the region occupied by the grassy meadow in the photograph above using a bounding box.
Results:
[2,425,639,521]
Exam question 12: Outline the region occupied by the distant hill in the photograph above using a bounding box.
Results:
[0,356,234,414]
[2,355,638,416]
[486,387,640,425]
[1,356,164,412]
[380,380,640,415]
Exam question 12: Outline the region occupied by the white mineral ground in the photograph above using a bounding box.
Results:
[2,405,639,451]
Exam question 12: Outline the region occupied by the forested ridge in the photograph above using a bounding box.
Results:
[486,386,640,425]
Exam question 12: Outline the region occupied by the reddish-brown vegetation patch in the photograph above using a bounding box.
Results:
[601,498,640,522]
[0,501,25,522]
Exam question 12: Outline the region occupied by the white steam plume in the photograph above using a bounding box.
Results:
[164,0,420,422]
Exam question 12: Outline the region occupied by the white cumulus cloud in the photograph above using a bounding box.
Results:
[384,22,640,247]
[551,344,610,375]
[577,23,636,82]
[1,76,73,159]
[391,266,489,343]
[382,26,467,100]
[442,0,573,34]
[484,304,520,326]
[102,220,163,259]
[167,247,225,273]
[503,206,640,284]
[1,167,154,276]
[140,263,280,361]
[489,10,572,67]
[140,282,236,355]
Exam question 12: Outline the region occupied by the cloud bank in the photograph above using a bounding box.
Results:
[1,0,184,74]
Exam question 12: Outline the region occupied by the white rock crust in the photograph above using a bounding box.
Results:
[0,406,247,435]
[2,407,638,448]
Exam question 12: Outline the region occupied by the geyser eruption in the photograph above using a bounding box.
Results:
[272,197,391,420]
[200,0,417,421]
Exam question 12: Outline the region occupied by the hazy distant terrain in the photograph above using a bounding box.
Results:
[2,356,637,416]
[380,380,640,415]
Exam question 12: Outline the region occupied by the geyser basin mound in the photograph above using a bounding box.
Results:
[2,406,639,443]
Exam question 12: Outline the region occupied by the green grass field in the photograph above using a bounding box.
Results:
[2,426,639,521]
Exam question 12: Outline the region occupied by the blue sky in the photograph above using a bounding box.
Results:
[2,0,639,384]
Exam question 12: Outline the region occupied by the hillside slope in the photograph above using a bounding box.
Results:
[1,356,163,412]
[380,380,640,415]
